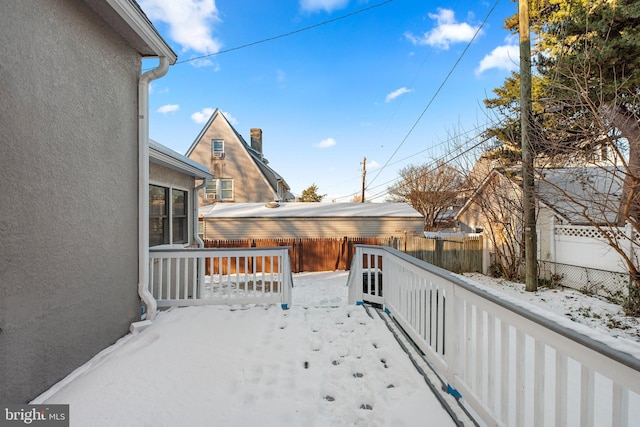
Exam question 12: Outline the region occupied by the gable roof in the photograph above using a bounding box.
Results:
[536,166,623,224]
[200,202,423,219]
[150,140,213,179]
[457,166,623,225]
[185,108,292,199]
[455,169,519,220]
[83,0,176,62]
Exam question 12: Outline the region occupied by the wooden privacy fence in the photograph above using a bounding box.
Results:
[204,235,483,273]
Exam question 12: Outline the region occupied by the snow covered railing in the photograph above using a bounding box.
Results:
[348,244,640,427]
[149,247,293,309]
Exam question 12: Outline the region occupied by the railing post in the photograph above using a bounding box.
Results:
[281,249,292,309]
[348,246,364,304]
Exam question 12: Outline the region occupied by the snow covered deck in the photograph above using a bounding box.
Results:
[32,272,465,426]
[32,246,640,426]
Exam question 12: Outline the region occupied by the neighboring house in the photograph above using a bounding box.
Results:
[0,0,176,403]
[149,140,214,247]
[185,108,294,204]
[457,165,624,273]
[199,202,425,240]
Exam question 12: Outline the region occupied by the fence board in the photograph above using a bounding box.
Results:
[204,235,482,273]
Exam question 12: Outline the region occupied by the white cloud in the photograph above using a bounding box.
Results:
[476,43,519,75]
[157,104,179,114]
[138,0,222,55]
[190,58,215,68]
[221,111,238,126]
[368,160,381,169]
[385,87,413,103]
[405,8,481,50]
[299,0,349,13]
[191,107,215,124]
[314,137,337,148]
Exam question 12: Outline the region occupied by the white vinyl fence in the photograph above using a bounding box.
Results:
[348,245,640,427]
[149,247,293,309]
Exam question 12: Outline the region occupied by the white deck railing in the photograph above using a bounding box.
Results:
[149,247,292,309]
[348,245,640,427]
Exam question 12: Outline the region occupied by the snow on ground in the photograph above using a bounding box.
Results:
[32,270,640,427]
[33,271,457,427]
[461,272,640,344]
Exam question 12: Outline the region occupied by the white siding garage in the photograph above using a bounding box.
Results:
[200,202,424,240]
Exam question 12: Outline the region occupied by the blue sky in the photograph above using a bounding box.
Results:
[140,0,519,202]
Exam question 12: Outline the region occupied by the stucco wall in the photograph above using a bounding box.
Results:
[0,0,141,402]
[188,114,277,203]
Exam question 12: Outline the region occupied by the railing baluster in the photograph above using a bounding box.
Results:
[270,255,274,295]
[500,321,510,423]
[149,257,155,297]
[534,339,545,427]
[487,313,496,413]
[235,256,240,294]
[191,257,197,300]
[555,350,568,426]
[612,383,629,427]
[157,258,163,300]
[166,258,173,299]
[476,306,484,400]
[515,330,525,427]
[581,365,595,427]
[183,258,188,300]
[465,301,473,387]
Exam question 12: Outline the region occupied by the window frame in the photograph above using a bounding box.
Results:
[203,178,234,201]
[212,139,224,158]
[149,182,190,247]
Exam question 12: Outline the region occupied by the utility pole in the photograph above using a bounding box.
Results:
[361,157,367,203]
[520,0,537,291]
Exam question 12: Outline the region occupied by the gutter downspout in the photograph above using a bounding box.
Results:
[194,180,207,298]
[138,57,170,321]
[194,179,207,248]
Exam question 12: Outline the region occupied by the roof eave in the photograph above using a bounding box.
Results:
[150,145,214,180]
[85,0,177,63]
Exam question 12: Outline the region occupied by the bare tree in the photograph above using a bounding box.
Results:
[386,162,463,231]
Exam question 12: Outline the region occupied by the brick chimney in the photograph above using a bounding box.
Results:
[250,128,262,155]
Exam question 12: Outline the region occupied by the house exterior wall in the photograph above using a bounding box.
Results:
[187,115,278,204]
[0,0,142,402]
[201,217,424,240]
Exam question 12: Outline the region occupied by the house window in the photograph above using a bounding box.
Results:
[149,184,189,246]
[172,189,188,244]
[212,139,224,158]
[149,185,168,246]
[220,179,233,200]
[204,179,234,201]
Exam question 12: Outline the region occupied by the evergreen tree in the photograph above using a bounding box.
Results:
[299,184,326,202]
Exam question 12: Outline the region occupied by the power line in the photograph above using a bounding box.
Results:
[366,133,493,202]
[174,0,394,65]
[366,0,500,189]
[326,119,503,202]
